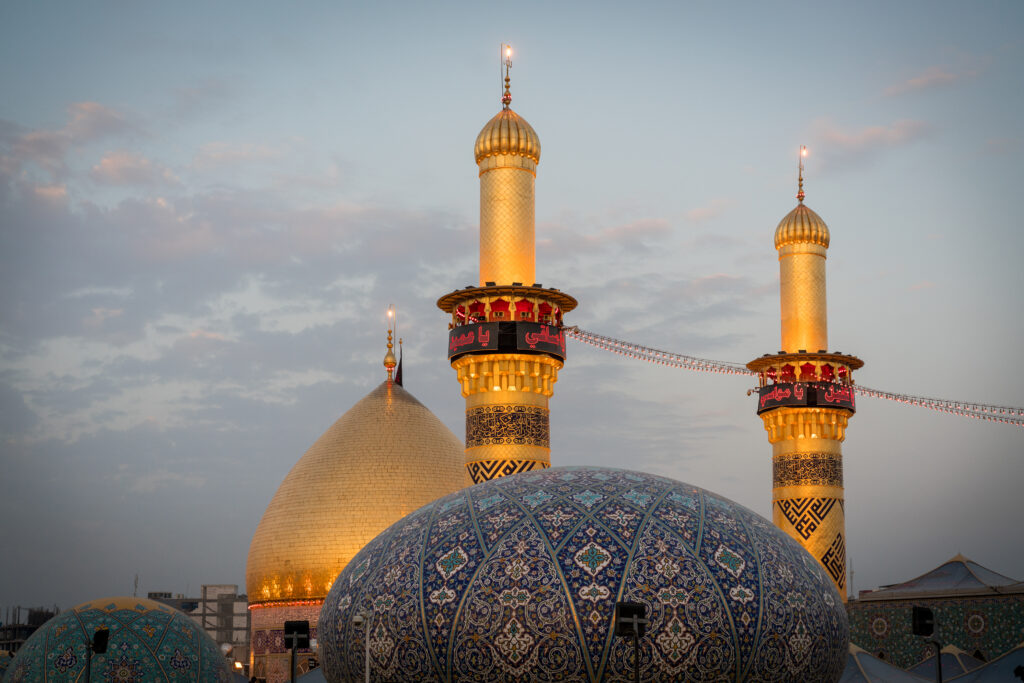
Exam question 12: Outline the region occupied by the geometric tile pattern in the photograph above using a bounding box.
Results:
[467,458,547,484]
[848,596,1024,669]
[466,404,549,448]
[4,596,230,682]
[821,532,846,589]
[776,497,839,540]
[773,452,843,487]
[319,467,848,682]
[773,492,847,601]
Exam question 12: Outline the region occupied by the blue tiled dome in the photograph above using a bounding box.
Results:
[320,467,848,681]
[4,597,231,683]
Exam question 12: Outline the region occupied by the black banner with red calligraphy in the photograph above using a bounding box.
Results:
[448,323,499,359]
[757,382,856,414]
[448,322,567,361]
[515,322,566,360]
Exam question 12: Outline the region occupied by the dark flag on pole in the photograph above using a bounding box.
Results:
[395,339,403,386]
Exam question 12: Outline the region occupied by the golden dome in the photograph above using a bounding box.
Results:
[474,108,541,165]
[774,203,831,249]
[246,381,464,605]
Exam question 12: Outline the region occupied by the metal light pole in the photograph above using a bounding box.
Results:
[85,627,109,682]
[353,614,369,683]
[614,602,648,683]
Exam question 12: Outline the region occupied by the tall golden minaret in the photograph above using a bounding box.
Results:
[438,46,576,484]
[747,148,863,600]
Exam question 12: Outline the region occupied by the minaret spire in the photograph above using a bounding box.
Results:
[383,306,397,382]
[797,145,807,203]
[501,44,512,109]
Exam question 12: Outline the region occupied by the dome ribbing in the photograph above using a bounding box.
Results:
[474,108,541,165]
[246,381,464,605]
[775,203,831,249]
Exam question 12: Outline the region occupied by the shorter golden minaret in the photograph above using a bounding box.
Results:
[748,148,863,601]
[438,46,577,485]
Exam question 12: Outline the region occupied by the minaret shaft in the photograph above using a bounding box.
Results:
[778,243,828,353]
[479,164,536,286]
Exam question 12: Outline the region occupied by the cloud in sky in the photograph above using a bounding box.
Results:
[686,198,733,223]
[90,151,179,186]
[810,118,930,168]
[6,102,134,181]
[884,66,975,96]
[538,216,670,257]
[192,141,286,170]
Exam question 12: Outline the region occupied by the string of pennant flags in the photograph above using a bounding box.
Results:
[562,326,1024,428]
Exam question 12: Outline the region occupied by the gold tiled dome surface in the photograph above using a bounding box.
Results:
[474,108,541,164]
[246,381,464,604]
[775,203,830,249]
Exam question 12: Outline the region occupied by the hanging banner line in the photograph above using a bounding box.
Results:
[562,326,1024,428]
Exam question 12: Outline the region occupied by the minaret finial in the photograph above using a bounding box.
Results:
[501,44,512,109]
[797,145,807,203]
[384,306,397,382]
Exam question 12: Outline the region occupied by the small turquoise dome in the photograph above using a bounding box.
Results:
[4,596,231,682]
[320,467,848,682]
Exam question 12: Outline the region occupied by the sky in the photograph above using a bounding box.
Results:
[1,1,1022,612]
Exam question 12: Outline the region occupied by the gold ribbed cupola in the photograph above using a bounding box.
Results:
[748,147,863,602]
[474,110,541,166]
[439,46,576,485]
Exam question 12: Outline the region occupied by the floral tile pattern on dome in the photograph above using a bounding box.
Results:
[319,467,848,683]
[4,596,230,683]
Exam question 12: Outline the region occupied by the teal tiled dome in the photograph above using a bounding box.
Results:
[4,596,230,682]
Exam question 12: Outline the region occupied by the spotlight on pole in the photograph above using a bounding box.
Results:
[614,601,648,683]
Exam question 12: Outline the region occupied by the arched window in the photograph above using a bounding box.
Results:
[515,299,535,321]
[538,302,553,324]
[468,301,485,323]
[489,298,510,320]
[799,362,816,381]
[820,363,835,381]
[780,364,796,382]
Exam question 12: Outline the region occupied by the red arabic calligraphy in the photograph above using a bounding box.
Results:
[821,384,855,406]
[449,326,494,354]
[449,330,476,353]
[524,325,565,352]
[759,385,792,409]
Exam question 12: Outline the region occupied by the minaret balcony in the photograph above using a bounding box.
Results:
[437,284,577,363]
[747,351,864,416]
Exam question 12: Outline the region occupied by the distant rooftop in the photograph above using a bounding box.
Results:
[858,554,1024,601]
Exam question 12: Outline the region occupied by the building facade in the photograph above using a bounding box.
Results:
[848,555,1024,668]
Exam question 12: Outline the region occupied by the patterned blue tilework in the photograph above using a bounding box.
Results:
[848,595,1024,669]
[3,596,231,683]
[319,467,848,682]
